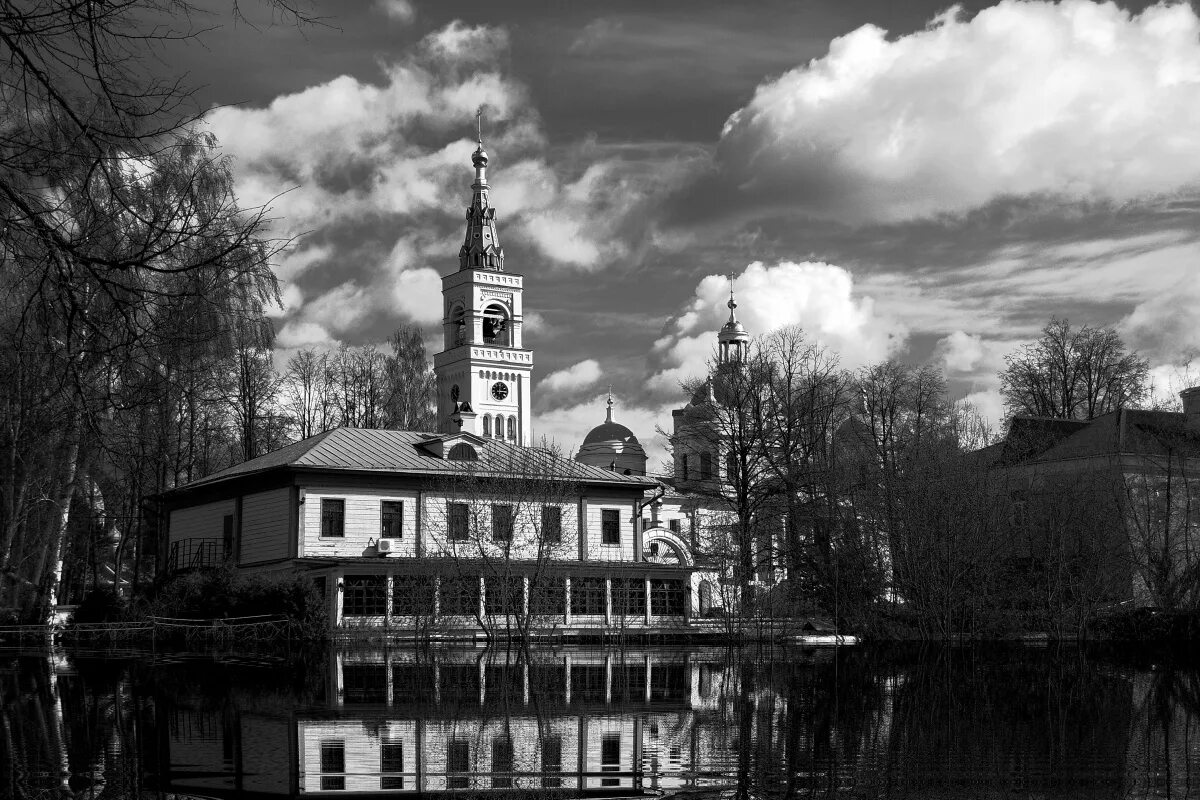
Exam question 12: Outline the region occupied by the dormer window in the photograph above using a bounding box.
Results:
[448,443,478,461]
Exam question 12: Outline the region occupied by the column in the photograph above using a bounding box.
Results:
[565,577,572,627]
[384,573,393,629]
[334,569,345,627]
[604,577,613,627]
[644,578,652,626]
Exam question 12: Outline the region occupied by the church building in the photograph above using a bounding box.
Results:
[159,133,742,637]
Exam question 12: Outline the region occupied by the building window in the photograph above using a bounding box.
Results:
[447,739,470,789]
[571,577,606,616]
[483,416,492,437]
[485,575,523,616]
[506,416,516,440]
[448,502,469,541]
[320,740,345,791]
[541,505,562,543]
[601,509,620,545]
[492,504,514,542]
[342,664,386,704]
[493,414,504,438]
[650,579,686,616]
[392,575,436,616]
[492,736,514,788]
[439,575,480,616]
[700,452,712,480]
[668,518,681,533]
[381,739,404,790]
[680,454,689,481]
[343,576,386,617]
[529,577,565,616]
[448,443,477,461]
[381,500,403,539]
[726,450,738,482]
[613,578,646,617]
[321,499,345,538]
[601,733,620,784]
[541,737,562,788]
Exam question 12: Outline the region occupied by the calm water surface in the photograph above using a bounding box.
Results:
[1,644,1197,799]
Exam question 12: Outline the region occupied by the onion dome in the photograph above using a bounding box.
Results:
[576,393,649,476]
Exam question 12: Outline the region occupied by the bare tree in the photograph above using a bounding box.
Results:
[1001,318,1149,421]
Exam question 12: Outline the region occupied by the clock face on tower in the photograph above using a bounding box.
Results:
[491,382,508,401]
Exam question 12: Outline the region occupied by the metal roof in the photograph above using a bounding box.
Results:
[169,428,657,494]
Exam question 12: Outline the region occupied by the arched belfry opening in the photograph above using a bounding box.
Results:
[482,303,510,346]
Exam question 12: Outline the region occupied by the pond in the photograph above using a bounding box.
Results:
[0,644,1196,799]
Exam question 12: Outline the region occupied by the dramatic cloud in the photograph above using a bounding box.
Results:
[1120,277,1200,365]
[717,1,1200,222]
[206,21,681,347]
[648,260,906,395]
[539,359,602,394]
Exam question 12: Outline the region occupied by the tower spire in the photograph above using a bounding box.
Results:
[460,111,504,271]
[718,272,750,363]
[606,386,614,423]
[726,272,738,323]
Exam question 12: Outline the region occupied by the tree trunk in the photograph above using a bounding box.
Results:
[32,413,84,620]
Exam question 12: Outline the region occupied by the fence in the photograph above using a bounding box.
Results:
[0,614,294,646]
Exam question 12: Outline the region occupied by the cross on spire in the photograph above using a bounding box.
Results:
[606,385,614,423]
[727,273,738,320]
[475,106,484,145]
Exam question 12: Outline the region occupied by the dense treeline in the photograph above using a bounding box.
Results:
[679,319,1156,639]
[0,1,440,622]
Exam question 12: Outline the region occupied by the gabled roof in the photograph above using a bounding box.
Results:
[996,410,1200,466]
[167,428,657,495]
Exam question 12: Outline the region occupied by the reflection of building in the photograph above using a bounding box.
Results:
[154,647,741,798]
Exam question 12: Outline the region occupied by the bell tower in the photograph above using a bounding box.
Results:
[433,123,534,445]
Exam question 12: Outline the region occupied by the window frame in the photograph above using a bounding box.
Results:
[491,503,514,543]
[600,508,621,545]
[570,576,606,616]
[343,575,387,617]
[448,502,470,541]
[541,505,562,544]
[380,500,404,539]
[320,498,345,538]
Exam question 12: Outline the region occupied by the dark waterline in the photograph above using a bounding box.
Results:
[1,644,1198,800]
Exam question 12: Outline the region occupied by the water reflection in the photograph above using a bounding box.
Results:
[6,645,1200,798]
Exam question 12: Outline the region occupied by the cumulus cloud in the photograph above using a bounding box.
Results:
[647,260,905,395]
[376,0,415,23]
[1120,276,1200,365]
[717,1,1200,223]
[539,359,602,395]
[276,320,334,349]
[207,21,683,346]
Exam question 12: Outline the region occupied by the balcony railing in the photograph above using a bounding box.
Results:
[168,538,227,572]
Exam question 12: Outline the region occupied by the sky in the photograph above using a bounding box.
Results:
[178,0,1200,469]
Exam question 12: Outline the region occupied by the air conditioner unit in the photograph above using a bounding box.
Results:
[376,538,396,555]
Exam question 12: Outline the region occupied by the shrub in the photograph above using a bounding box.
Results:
[68,588,128,624]
[145,569,327,638]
